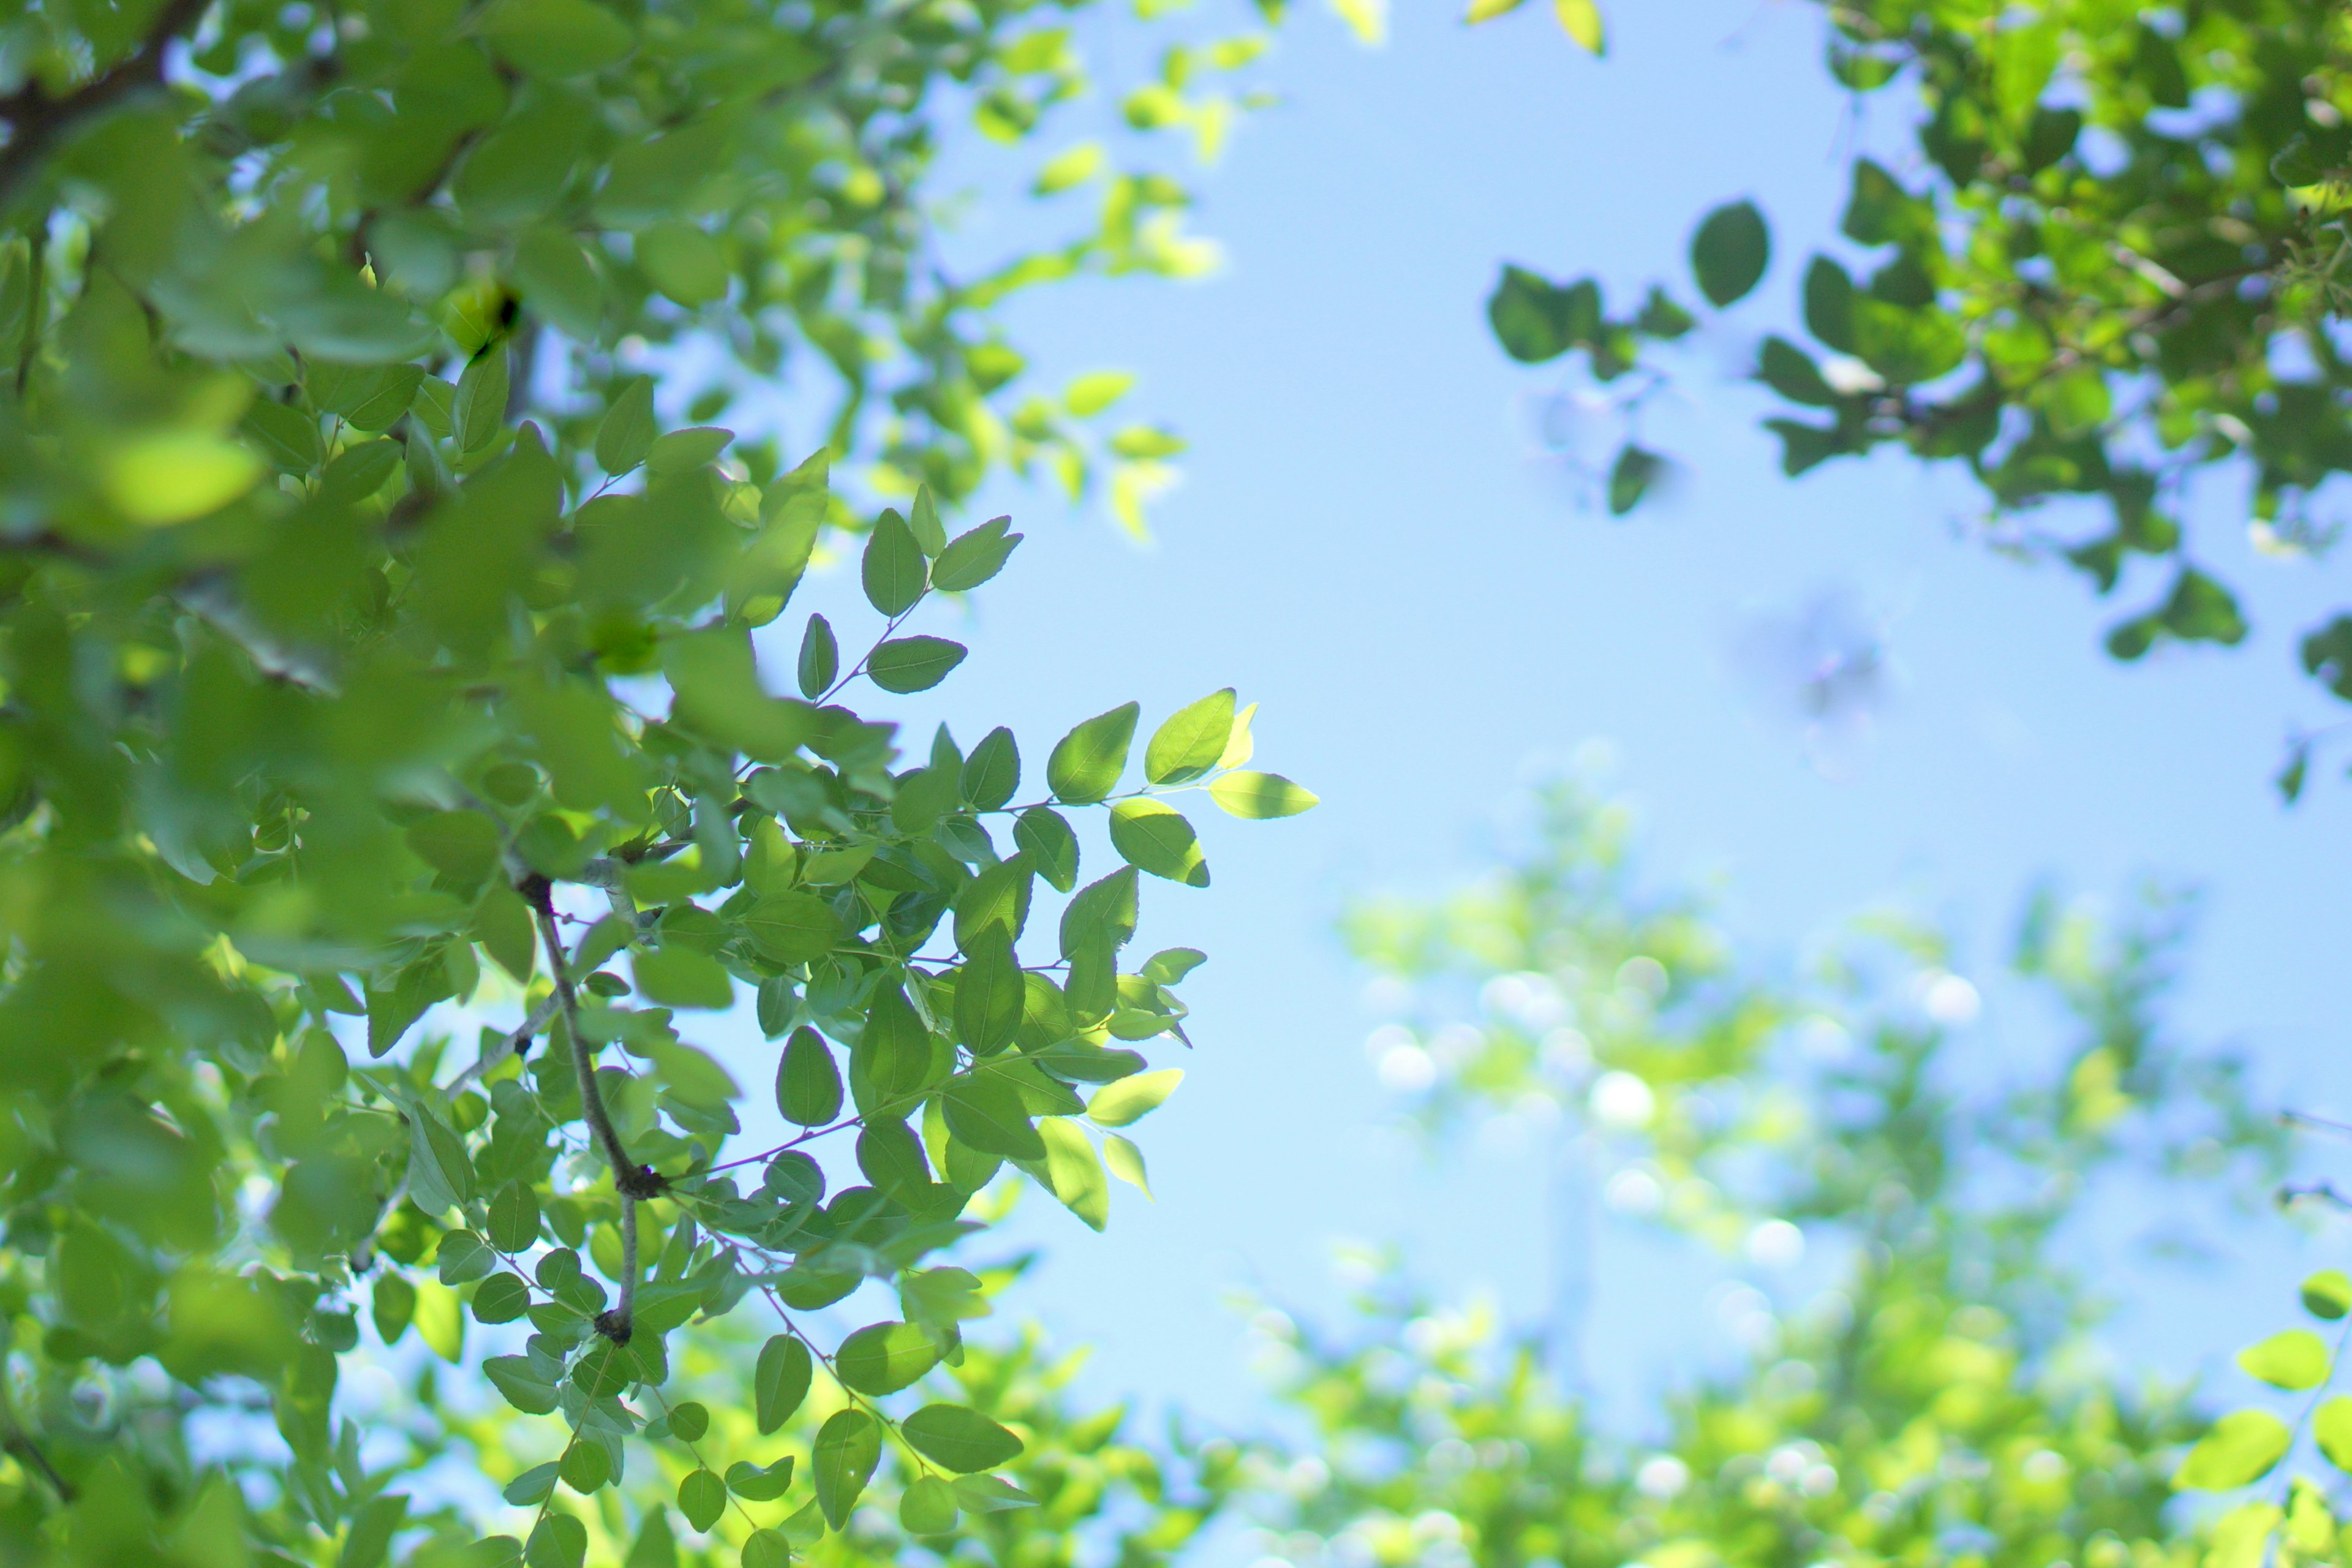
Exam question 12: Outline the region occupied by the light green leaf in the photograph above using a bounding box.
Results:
[1086,1068,1182,1127]
[1049,703,1139,804]
[900,1476,959,1536]
[1109,798,1208,886]
[1102,1133,1151,1197]
[1208,771,1318,818]
[1035,1116,1109,1231]
[2176,1410,2292,1490]
[2314,1395,2352,1474]
[1554,0,1604,51]
[2238,1330,2331,1390]
[835,1321,941,1394]
[1145,688,1236,784]
[677,1469,727,1533]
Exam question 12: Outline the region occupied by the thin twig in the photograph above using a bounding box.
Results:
[521,873,659,1343]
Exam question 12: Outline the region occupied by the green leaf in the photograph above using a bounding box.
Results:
[741,1529,790,1568]
[560,1440,611,1495]
[777,1027,843,1126]
[835,1321,941,1394]
[754,1334,813,1433]
[851,981,933,1110]
[639,222,731,307]
[668,1402,710,1442]
[596,376,656,475]
[633,946,734,1010]
[1803,256,1858,353]
[1488,266,1588,364]
[954,931,1025,1056]
[856,1118,932,1201]
[862,508,928,616]
[1108,799,1208,886]
[813,1409,881,1528]
[486,1183,541,1253]
[2176,1411,2292,1490]
[454,350,510,456]
[944,1073,1046,1160]
[902,1403,1027,1472]
[470,1273,531,1324]
[2315,1395,2352,1474]
[797,615,837,698]
[1048,703,1139,803]
[1065,371,1135,417]
[962,727,1020,810]
[727,1458,796,1503]
[527,1517,586,1568]
[900,1476,960,1536]
[741,892,842,965]
[1608,443,1664,514]
[1102,1132,1150,1197]
[868,636,968,693]
[1145,689,1235,784]
[484,1355,558,1414]
[2304,1271,2352,1320]
[647,426,733,476]
[1085,1067,1182,1127]
[678,1469,728,1532]
[503,1463,560,1506]
[1035,1116,1110,1231]
[932,516,1023,592]
[2238,1330,2331,1390]
[1207,771,1318,818]
[954,856,1034,949]
[1759,337,1838,406]
[950,1474,1036,1513]
[478,0,636,75]
[1015,808,1079,892]
[1690,199,1770,307]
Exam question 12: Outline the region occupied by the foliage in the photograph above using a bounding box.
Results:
[1479,0,2352,776]
[1226,780,2287,1568]
[0,0,1312,1561]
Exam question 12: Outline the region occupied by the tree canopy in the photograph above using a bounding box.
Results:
[0,0,1311,1562]
[1480,0,2352,788]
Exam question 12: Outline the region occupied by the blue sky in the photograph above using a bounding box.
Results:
[769,0,2352,1433]
[527,0,2352,1468]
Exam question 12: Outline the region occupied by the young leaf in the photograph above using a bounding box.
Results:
[1085,1068,1182,1128]
[2316,1396,2352,1474]
[862,508,927,616]
[1102,1133,1151,1197]
[903,1404,1027,1472]
[813,1409,881,1528]
[2176,1410,2292,1490]
[1145,688,1235,784]
[1036,1116,1110,1231]
[2238,1330,2331,1390]
[1047,702,1139,804]
[1208,771,1318,819]
[1555,0,1604,51]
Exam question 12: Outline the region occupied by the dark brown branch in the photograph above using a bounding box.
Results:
[0,0,213,207]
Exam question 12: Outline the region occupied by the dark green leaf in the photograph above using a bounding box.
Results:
[1690,200,1770,307]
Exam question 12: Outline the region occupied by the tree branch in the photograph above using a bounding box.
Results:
[519,873,660,1344]
[0,0,213,208]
